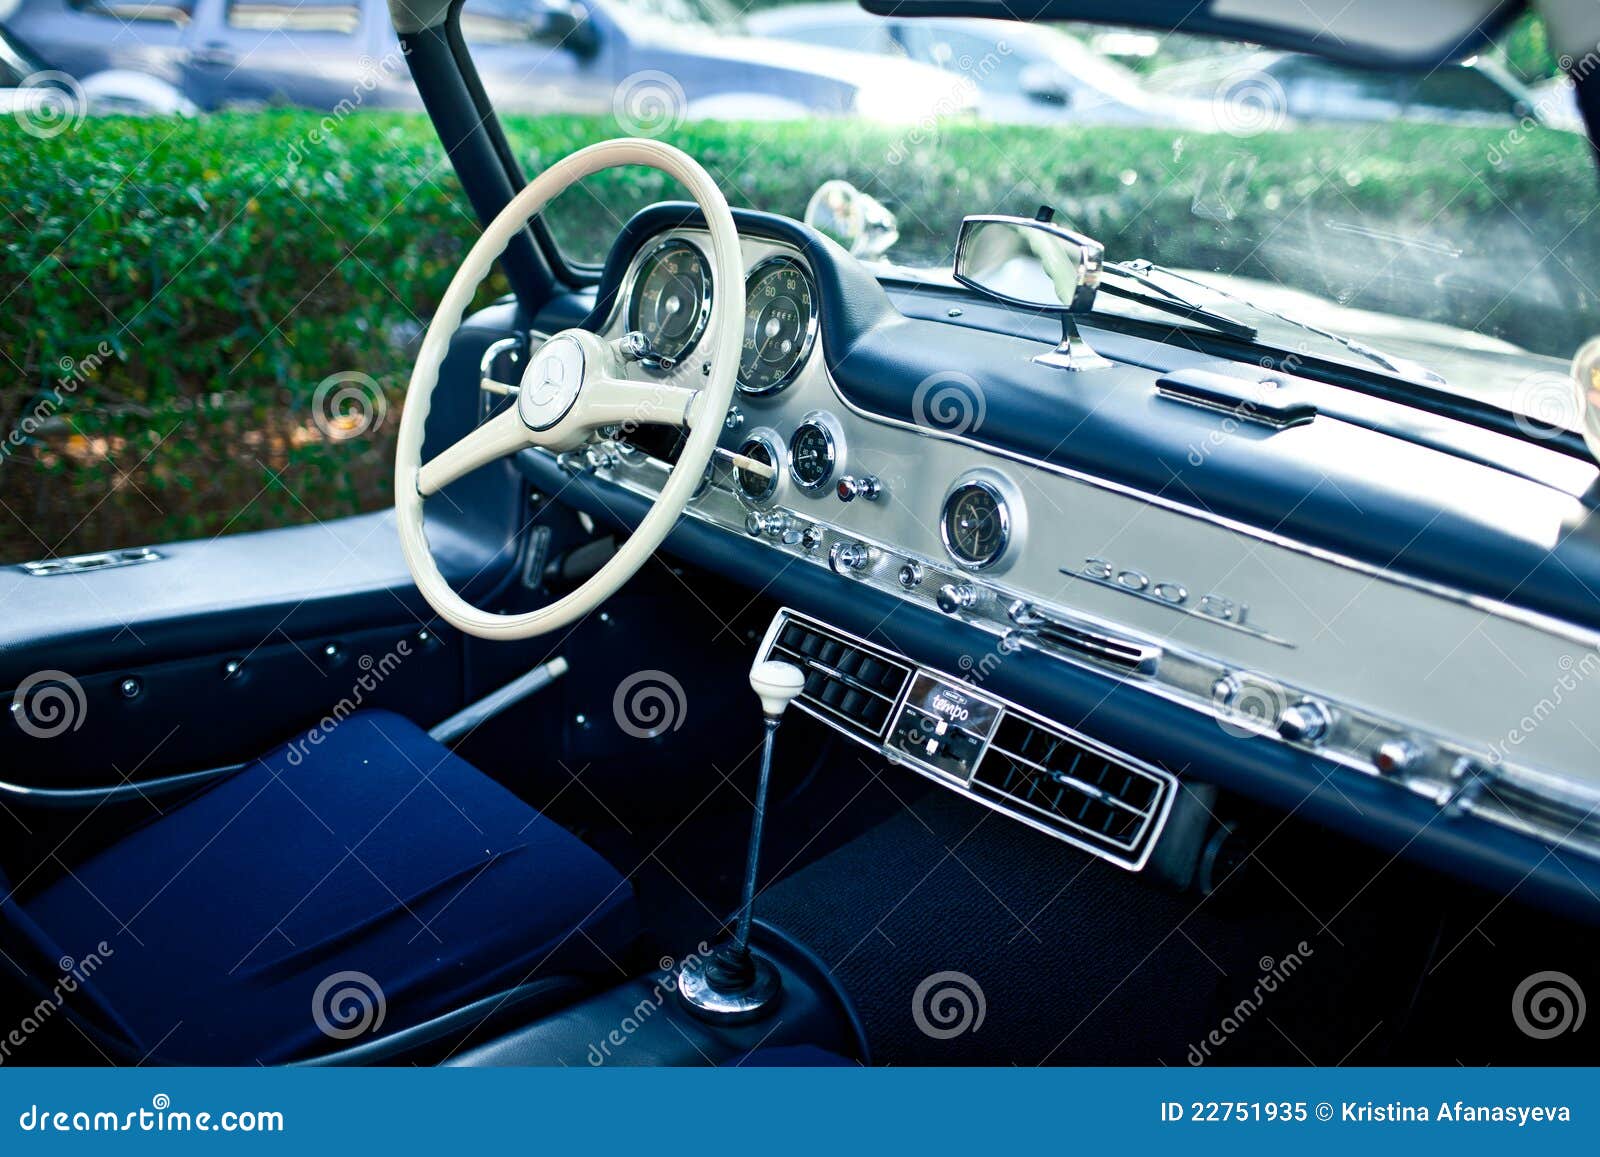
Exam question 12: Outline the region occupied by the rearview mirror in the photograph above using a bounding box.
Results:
[954,212,1110,371]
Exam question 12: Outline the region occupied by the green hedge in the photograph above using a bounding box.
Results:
[1,110,1592,563]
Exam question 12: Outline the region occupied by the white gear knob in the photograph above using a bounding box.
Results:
[749,660,805,718]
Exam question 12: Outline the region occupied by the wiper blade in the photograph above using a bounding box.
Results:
[1100,261,1259,342]
[1117,260,1447,385]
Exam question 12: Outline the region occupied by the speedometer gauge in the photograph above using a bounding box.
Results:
[739,256,818,395]
[626,239,711,367]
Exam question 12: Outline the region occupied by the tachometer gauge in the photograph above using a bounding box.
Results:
[626,239,711,367]
[739,256,818,395]
[941,480,1010,570]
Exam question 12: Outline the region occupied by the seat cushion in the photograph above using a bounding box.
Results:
[21,710,639,1064]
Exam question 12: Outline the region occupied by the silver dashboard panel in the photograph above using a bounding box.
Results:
[547,227,1600,862]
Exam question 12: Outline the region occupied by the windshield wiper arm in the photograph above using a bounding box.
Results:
[1116,259,1447,385]
[1099,261,1259,342]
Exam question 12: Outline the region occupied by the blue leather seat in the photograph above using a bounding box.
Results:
[4,710,640,1064]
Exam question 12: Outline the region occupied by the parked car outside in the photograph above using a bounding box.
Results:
[1147,49,1558,130]
[747,3,1211,127]
[8,0,972,121]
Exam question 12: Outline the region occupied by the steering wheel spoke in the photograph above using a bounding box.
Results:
[578,373,701,432]
[415,405,530,497]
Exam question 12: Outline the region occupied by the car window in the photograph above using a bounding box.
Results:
[780,21,900,56]
[900,26,1028,90]
[67,0,194,25]
[460,0,570,47]
[1278,57,1399,119]
[1404,67,1518,115]
[225,0,362,34]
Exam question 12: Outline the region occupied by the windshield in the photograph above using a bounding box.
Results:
[494,10,1592,432]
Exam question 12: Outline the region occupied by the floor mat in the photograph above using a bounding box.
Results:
[758,775,1410,1066]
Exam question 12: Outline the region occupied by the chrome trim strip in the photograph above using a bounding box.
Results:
[0,762,246,808]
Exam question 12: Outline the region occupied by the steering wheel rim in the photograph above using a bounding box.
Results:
[394,138,744,640]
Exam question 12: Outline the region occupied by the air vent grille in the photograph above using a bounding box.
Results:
[768,618,913,740]
[974,713,1173,865]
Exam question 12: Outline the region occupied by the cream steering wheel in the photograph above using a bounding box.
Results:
[394,139,744,640]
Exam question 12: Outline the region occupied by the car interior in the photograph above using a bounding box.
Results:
[2,0,1599,1068]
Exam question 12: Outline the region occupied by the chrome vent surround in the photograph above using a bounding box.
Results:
[758,609,1177,870]
[766,615,913,741]
[974,714,1172,865]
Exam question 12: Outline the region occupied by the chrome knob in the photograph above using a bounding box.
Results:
[760,512,790,541]
[799,524,824,552]
[898,561,924,589]
[1277,700,1332,744]
[829,541,871,575]
[1374,739,1420,776]
[936,582,979,614]
[836,474,882,503]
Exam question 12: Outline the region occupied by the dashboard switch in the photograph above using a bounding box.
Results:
[829,541,872,575]
[936,582,979,614]
[898,561,924,589]
[836,475,882,503]
[1277,700,1333,745]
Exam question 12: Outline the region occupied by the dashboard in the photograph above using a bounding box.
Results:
[509,205,1600,894]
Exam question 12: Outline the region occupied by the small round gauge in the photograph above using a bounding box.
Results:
[626,239,711,366]
[787,414,840,493]
[735,433,780,502]
[941,480,1010,570]
[738,256,818,395]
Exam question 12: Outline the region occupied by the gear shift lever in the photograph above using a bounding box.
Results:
[678,659,805,1023]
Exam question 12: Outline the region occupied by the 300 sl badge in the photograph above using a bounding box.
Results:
[1065,557,1294,648]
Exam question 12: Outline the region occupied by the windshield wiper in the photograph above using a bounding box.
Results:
[1099,261,1259,342]
[1115,259,1447,385]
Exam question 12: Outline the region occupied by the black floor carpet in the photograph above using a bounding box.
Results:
[759,774,1428,1066]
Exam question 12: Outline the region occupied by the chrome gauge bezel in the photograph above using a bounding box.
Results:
[940,472,1024,573]
[734,429,784,505]
[625,237,713,370]
[737,255,819,396]
[787,410,844,494]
